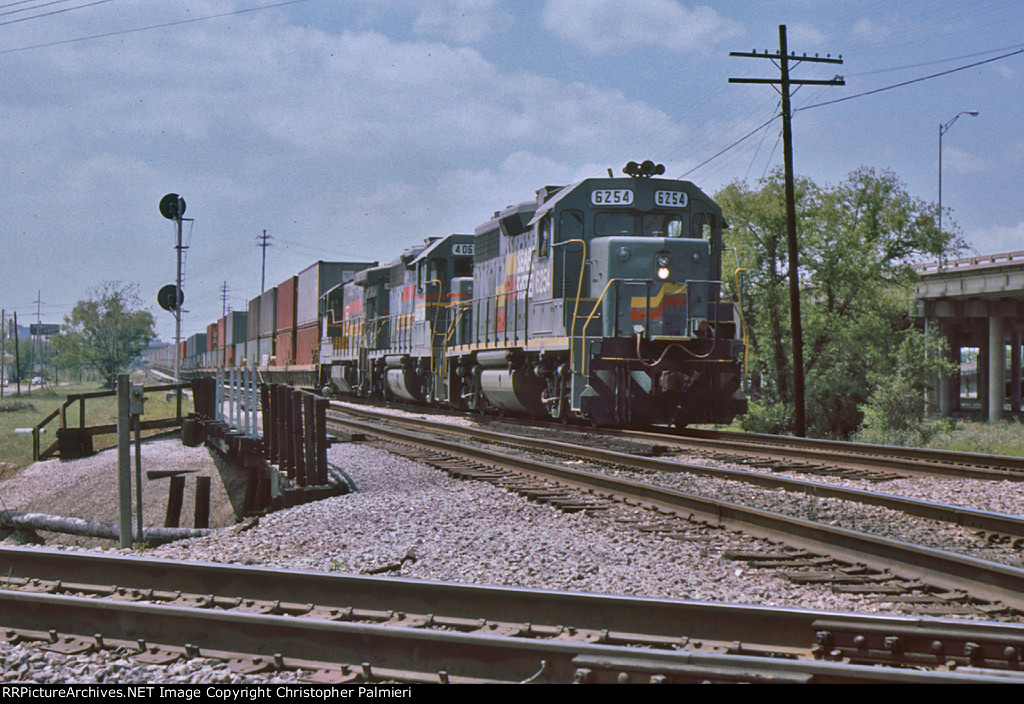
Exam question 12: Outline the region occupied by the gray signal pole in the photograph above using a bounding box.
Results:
[159,193,189,417]
[729,24,844,437]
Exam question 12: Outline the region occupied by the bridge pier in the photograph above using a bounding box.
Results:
[916,252,1024,423]
[989,315,1005,423]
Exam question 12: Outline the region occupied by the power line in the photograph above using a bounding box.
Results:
[797,47,1024,113]
[686,43,1024,180]
[679,114,780,179]
[848,42,1024,77]
[0,0,316,55]
[0,0,73,10]
[0,0,116,26]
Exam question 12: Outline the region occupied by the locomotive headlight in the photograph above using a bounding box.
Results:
[691,251,702,265]
[655,253,671,280]
[617,246,632,262]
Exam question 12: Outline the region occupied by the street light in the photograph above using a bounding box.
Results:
[938,110,979,265]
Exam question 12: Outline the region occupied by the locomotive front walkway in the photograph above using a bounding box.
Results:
[915,250,1024,422]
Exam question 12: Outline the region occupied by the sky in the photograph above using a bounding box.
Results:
[0,0,1021,343]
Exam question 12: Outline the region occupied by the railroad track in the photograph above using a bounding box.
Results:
[4,546,1024,684]
[326,396,1024,482]
[332,404,1024,548]
[325,404,1024,615]
[476,415,1024,482]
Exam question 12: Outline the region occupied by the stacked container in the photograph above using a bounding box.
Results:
[246,295,261,366]
[206,321,219,368]
[297,261,375,365]
[276,276,297,365]
[223,311,247,368]
[258,287,277,366]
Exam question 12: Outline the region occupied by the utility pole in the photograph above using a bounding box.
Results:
[13,311,21,395]
[729,24,844,437]
[35,290,41,381]
[256,230,272,294]
[1,309,5,398]
[221,281,230,317]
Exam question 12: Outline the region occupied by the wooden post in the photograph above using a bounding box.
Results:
[293,389,306,486]
[165,475,185,528]
[303,393,317,485]
[260,383,272,460]
[117,375,132,548]
[315,396,328,485]
[195,476,210,529]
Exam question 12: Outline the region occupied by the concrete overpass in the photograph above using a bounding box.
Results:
[915,250,1024,422]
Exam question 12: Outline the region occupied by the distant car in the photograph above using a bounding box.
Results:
[31,377,42,385]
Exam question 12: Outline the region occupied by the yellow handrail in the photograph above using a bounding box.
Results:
[558,238,587,375]
[578,277,623,377]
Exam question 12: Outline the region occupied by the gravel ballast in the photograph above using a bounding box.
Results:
[3,412,1024,681]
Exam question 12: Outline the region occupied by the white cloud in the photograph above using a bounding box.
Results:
[967,221,1024,257]
[852,18,896,43]
[541,0,742,55]
[942,146,990,176]
[411,0,513,43]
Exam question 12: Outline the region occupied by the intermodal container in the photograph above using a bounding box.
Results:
[296,261,376,328]
[277,276,297,333]
[225,311,248,346]
[258,288,277,337]
[258,334,274,367]
[247,296,261,341]
[295,323,320,365]
[276,331,294,365]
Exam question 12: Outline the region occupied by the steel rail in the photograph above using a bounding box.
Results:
[667,425,1024,477]
[325,409,1024,610]
[479,415,1024,481]
[331,406,1024,540]
[4,549,1024,682]
[4,590,1020,684]
[329,398,1024,479]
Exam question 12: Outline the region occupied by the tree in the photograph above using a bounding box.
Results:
[52,282,156,388]
[718,167,964,438]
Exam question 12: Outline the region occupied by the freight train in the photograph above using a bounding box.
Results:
[159,162,747,427]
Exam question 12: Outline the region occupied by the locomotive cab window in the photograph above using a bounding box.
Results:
[559,209,584,241]
[642,213,685,238]
[429,259,446,285]
[453,256,472,277]
[692,213,718,240]
[537,217,552,259]
[595,212,635,237]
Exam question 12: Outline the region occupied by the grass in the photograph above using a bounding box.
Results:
[709,414,1024,458]
[0,373,189,476]
[852,417,1024,457]
[924,420,1024,458]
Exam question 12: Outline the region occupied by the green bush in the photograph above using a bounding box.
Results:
[738,398,793,435]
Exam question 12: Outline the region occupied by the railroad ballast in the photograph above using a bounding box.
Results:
[163,163,747,428]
